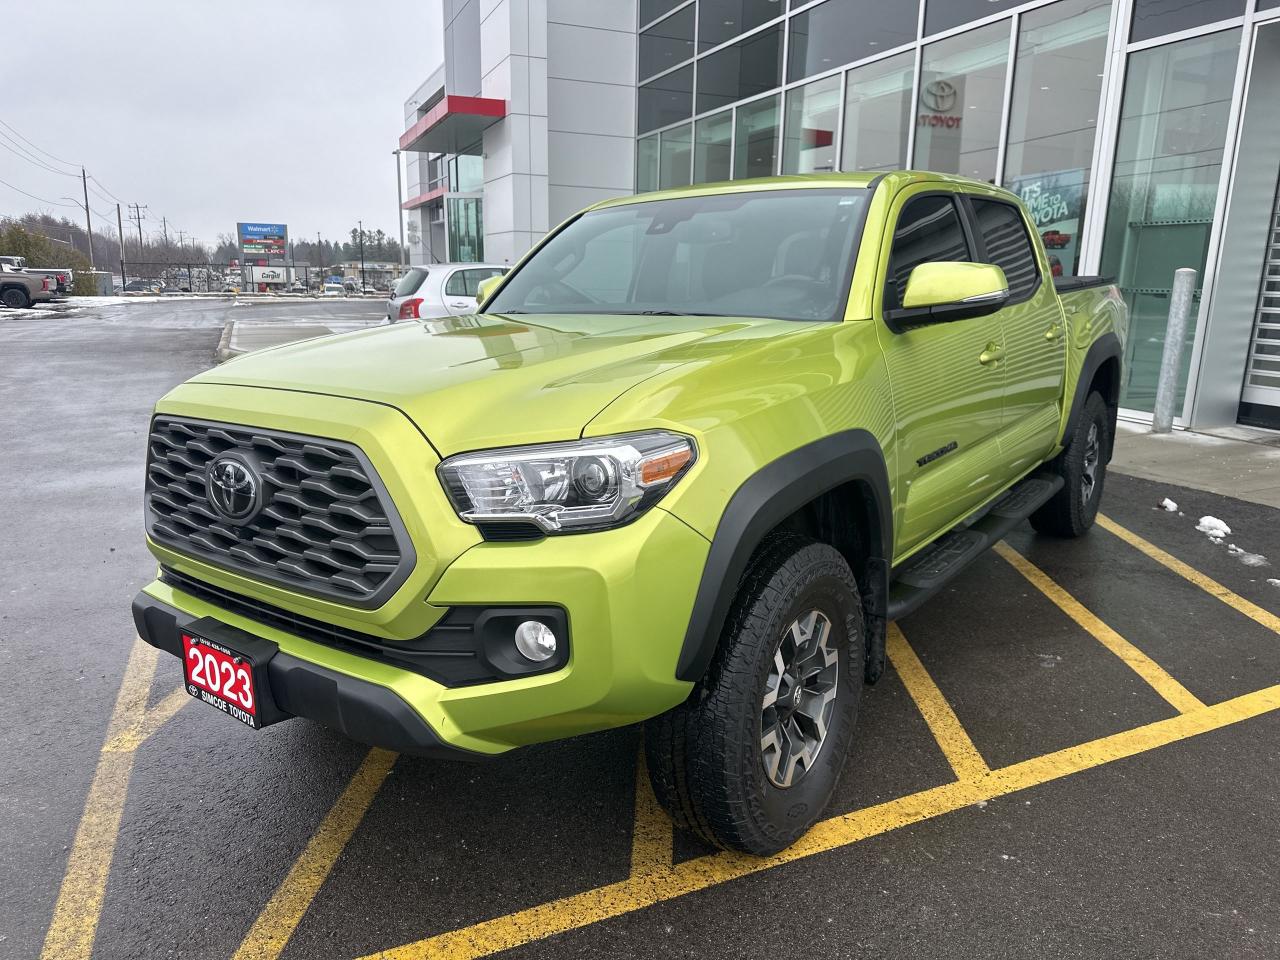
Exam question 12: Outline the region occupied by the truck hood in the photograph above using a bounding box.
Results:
[191,312,814,455]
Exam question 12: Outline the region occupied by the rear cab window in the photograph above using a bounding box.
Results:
[967,198,1041,302]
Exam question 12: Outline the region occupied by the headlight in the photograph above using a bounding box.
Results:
[437,431,696,533]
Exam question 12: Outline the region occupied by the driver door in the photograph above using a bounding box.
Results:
[875,188,1009,559]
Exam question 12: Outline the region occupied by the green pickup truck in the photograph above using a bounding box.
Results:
[134,171,1127,854]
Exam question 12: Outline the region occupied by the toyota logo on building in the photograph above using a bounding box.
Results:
[206,457,262,522]
[922,79,957,113]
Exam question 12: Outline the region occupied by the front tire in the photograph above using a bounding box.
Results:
[645,535,865,856]
[1030,390,1109,537]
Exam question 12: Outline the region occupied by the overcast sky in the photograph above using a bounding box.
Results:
[2,0,443,247]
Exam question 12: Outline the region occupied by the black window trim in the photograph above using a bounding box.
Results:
[957,193,1043,306]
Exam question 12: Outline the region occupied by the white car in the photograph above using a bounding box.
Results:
[322,283,345,297]
[387,263,508,321]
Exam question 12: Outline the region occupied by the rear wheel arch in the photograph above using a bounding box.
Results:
[1063,333,1122,460]
[675,430,892,685]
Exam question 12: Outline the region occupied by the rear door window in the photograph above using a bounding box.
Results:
[394,268,427,297]
[968,198,1040,301]
[884,194,972,310]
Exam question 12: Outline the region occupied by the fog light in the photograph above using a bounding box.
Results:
[514,620,557,662]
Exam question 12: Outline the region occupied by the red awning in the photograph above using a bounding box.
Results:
[399,95,506,155]
[401,185,447,210]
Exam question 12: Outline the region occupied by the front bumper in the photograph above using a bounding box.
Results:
[135,504,710,756]
[133,591,477,759]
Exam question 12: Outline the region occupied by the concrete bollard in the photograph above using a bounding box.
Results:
[1151,267,1197,434]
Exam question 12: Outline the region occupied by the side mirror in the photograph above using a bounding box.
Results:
[475,274,503,308]
[886,262,1009,333]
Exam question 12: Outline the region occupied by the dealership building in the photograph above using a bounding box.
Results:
[398,0,1280,430]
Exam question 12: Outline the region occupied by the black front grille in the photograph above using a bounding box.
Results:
[145,416,414,608]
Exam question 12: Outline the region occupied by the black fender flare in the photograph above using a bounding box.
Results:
[675,429,892,683]
[1063,332,1122,459]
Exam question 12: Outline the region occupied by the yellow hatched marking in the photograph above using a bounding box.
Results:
[361,683,1280,960]
[232,748,398,960]
[41,638,179,960]
[994,541,1206,713]
[629,751,674,879]
[1098,514,1280,635]
[887,623,991,780]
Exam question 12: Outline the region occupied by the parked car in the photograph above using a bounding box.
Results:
[123,279,160,293]
[0,263,53,308]
[322,282,345,297]
[133,172,1127,856]
[387,263,508,320]
[1041,229,1072,249]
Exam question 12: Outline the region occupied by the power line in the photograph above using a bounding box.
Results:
[0,117,81,170]
[0,131,79,178]
[0,175,81,208]
[88,175,123,204]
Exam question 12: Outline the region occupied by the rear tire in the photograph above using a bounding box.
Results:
[1030,390,1109,538]
[2,287,31,309]
[645,535,865,856]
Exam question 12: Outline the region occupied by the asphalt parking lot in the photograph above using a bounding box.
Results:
[3,299,1280,960]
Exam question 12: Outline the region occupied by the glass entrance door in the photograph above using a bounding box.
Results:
[1240,181,1280,426]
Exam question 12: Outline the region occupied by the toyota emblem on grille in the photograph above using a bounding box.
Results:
[206,457,262,522]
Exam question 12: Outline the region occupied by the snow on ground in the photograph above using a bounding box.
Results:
[1196,516,1232,537]
[1267,579,1280,588]
[1159,498,1178,512]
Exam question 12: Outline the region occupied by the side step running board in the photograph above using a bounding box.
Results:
[886,473,1064,622]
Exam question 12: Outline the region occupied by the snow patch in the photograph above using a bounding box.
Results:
[1239,553,1269,568]
[1196,516,1232,537]
[1158,498,1178,512]
[1266,579,1280,588]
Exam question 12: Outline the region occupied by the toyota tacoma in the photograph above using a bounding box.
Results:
[134,172,1127,855]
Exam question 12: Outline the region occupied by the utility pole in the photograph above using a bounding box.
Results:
[161,216,169,247]
[357,219,366,290]
[116,204,126,287]
[175,229,188,253]
[127,203,147,258]
[80,168,95,270]
[392,149,406,268]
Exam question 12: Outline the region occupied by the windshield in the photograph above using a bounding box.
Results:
[486,188,870,322]
[393,268,427,297]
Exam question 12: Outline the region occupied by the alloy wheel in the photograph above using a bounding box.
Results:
[760,609,839,788]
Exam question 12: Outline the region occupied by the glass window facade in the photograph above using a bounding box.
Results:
[924,0,1023,36]
[639,64,693,133]
[788,0,917,83]
[639,5,696,80]
[1130,0,1246,43]
[698,0,780,51]
[734,95,780,178]
[696,24,782,114]
[624,0,1263,425]
[1003,0,1110,277]
[694,110,733,183]
[446,197,483,262]
[841,51,915,172]
[1100,29,1240,411]
[915,20,1010,182]
[659,123,693,188]
[637,134,660,192]
[782,75,841,174]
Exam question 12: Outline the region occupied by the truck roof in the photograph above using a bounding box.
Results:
[589,170,1020,212]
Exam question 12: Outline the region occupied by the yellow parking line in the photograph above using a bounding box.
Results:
[1098,514,1280,635]
[994,541,1206,713]
[361,682,1280,960]
[41,639,161,960]
[232,748,397,960]
[103,686,190,753]
[887,623,991,781]
[628,752,674,879]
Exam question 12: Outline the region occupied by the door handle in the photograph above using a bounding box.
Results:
[979,342,1004,366]
[1044,322,1063,341]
